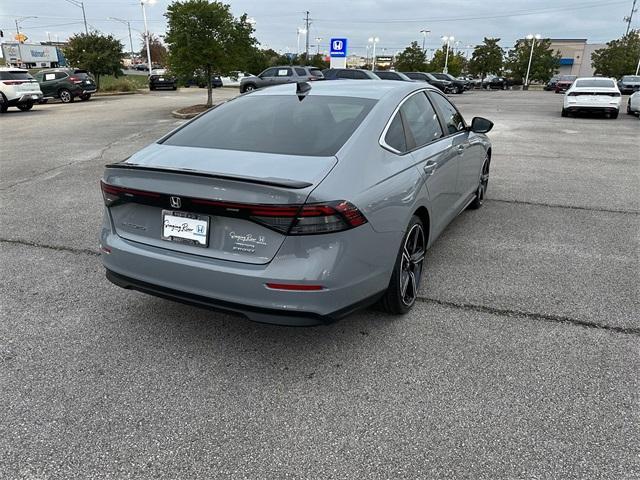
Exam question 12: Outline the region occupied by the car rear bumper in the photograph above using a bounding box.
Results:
[9,92,43,105]
[564,105,619,114]
[100,222,398,325]
[150,81,177,88]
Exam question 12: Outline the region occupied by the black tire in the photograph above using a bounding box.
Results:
[172,86,177,90]
[456,85,464,94]
[243,83,256,93]
[149,85,155,91]
[79,94,91,101]
[17,102,33,111]
[561,108,568,117]
[59,88,73,103]
[468,154,490,210]
[628,102,632,114]
[381,215,426,315]
[610,110,619,119]
[0,93,8,113]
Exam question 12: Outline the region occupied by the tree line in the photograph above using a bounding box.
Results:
[61,0,640,105]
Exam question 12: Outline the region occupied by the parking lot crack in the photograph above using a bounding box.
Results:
[416,296,640,336]
[487,198,639,215]
[0,238,100,257]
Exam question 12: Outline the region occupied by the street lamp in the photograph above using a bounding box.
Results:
[15,16,37,42]
[141,0,156,76]
[108,17,135,68]
[368,37,379,70]
[524,33,542,90]
[297,28,307,56]
[442,35,454,74]
[63,0,88,34]
[420,29,430,52]
[315,37,322,55]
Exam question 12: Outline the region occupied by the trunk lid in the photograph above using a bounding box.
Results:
[104,143,337,264]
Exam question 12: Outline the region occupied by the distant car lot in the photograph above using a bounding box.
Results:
[0,88,638,479]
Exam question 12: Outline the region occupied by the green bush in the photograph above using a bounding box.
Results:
[99,75,148,92]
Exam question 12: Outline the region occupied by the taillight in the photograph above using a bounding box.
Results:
[100,180,160,206]
[2,80,26,85]
[69,76,83,84]
[100,181,367,235]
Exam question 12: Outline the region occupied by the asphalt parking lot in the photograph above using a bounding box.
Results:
[1,88,638,479]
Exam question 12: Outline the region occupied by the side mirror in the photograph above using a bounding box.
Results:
[470,116,494,134]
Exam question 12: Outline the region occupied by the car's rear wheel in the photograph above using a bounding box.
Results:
[456,85,463,94]
[79,94,91,101]
[0,93,8,113]
[59,89,73,103]
[243,84,256,92]
[469,155,490,210]
[17,102,33,111]
[608,110,619,119]
[381,216,426,314]
[561,108,568,117]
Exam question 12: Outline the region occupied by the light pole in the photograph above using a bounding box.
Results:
[466,44,473,59]
[15,16,37,41]
[420,29,430,53]
[368,37,379,70]
[63,0,88,34]
[108,17,135,67]
[297,28,307,56]
[315,37,322,55]
[141,0,156,76]
[442,35,454,74]
[524,33,542,90]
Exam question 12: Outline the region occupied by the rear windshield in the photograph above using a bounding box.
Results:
[622,76,640,82]
[0,71,34,80]
[559,76,576,81]
[575,79,615,88]
[163,95,377,156]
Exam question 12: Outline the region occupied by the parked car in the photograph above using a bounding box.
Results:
[617,75,640,95]
[0,67,43,112]
[183,73,223,88]
[100,81,493,325]
[220,71,253,87]
[149,69,177,91]
[239,66,324,93]
[33,68,97,103]
[554,75,577,93]
[429,72,466,93]
[403,72,453,93]
[373,71,413,81]
[562,77,621,118]
[482,75,510,90]
[456,76,473,90]
[626,91,640,115]
[134,63,148,71]
[322,68,380,80]
[545,75,560,91]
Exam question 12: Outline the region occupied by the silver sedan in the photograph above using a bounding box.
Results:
[100,80,493,325]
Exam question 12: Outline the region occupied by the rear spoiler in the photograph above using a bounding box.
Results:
[105,163,313,189]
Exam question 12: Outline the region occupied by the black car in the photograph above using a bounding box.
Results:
[322,68,380,80]
[545,75,560,91]
[403,72,453,93]
[483,76,511,90]
[617,75,640,94]
[429,72,466,94]
[374,71,413,81]
[149,70,177,90]
[183,73,223,89]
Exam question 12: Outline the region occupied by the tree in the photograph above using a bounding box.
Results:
[63,32,124,88]
[469,37,503,80]
[394,41,427,72]
[591,30,640,78]
[308,53,329,70]
[140,33,167,65]
[165,0,257,106]
[428,47,467,77]
[505,38,560,83]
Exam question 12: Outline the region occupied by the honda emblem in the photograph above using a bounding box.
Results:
[169,196,182,209]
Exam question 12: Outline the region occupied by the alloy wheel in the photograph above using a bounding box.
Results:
[60,90,71,103]
[399,223,426,307]
[478,156,490,202]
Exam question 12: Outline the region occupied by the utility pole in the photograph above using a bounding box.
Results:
[64,0,88,34]
[624,0,637,35]
[304,11,310,62]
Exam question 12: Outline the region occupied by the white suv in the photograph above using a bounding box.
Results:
[0,67,43,113]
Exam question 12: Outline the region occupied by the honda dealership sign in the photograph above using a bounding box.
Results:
[329,38,348,68]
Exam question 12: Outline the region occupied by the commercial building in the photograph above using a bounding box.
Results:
[548,39,606,76]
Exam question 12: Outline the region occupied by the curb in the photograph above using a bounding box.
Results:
[94,89,147,97]
[171,103,221,119]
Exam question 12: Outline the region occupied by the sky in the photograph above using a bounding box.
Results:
[1,0,638,57]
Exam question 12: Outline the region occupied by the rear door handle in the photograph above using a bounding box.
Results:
[423,160,438,175]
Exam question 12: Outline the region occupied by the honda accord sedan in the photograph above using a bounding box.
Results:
[100,81,493,325]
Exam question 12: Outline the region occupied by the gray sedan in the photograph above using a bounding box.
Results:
[100,81,493,325]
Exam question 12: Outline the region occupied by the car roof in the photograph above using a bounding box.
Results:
[251,79,438,100]
[0,67,28,71]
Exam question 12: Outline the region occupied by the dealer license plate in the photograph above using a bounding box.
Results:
[161,210,209,247]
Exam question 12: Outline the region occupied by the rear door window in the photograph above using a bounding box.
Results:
[400,92,443,148]
[294,67,306,76]
[384,113,407,153]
